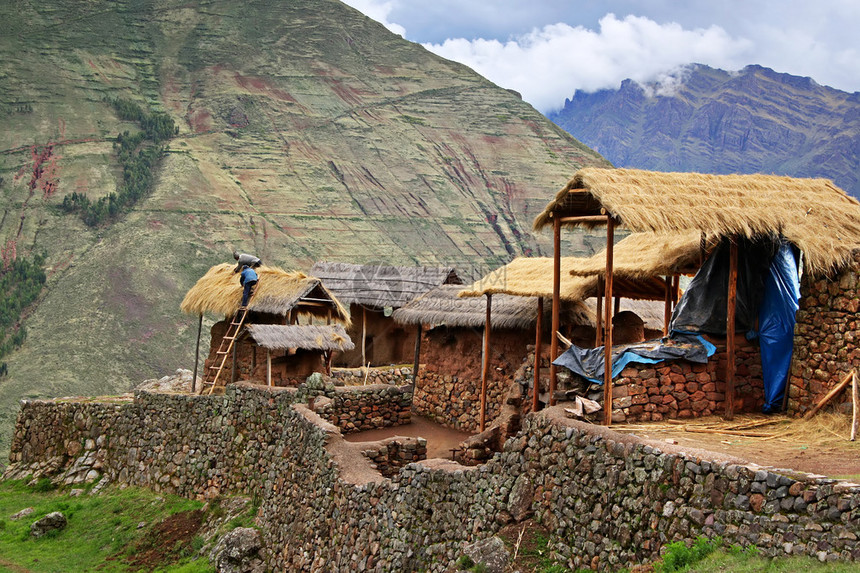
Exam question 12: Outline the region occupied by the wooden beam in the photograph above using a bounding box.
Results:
[557,215,612,225]
[663,276,672,336]
[603,218,615,426]
[231,338,238,383]
[549,216,561,406]
[361,306,367,366]
[480,294,492,431]
[804,369,855,420]
[533,297,543,412]
[412,324,422,384]
[725,239,739,420]
[595,276,603,346]
[267,349,272,387]
[192,314,202,393]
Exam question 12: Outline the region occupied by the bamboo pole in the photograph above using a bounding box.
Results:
[480,294,492,431]
[603,218,615,426]
[192,314,202,393]
[852,371,859,441]
[549,217,561,406]
[725,239,738,421]
[804,369,855,420]
[533,297,543,412]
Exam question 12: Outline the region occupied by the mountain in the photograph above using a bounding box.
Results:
[549,64,860,197]
[0,0,608,451]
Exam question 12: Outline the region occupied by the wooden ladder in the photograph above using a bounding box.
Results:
[201,306,250,395]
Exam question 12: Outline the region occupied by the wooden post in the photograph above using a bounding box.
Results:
[480,294,492,431]
[852,371,859,441]
[663,276,672,336]
[361,306,367,366]
[231,339,238,383]
[603,218,615,426]
[614,296,620,315]
[672,275,680,308]
[533,297,543,412]
[549,216,561,406]
[412,324,422,384]
[325,351,332,376]
[192,314,202,393]
[725,239,739,420]
[595,276,603,347]
[267,349,272,387]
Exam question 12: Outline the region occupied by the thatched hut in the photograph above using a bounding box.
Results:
[392,281,594,432]
[310,261,462,367]
[534,167,860,423]
[181,264,351,390]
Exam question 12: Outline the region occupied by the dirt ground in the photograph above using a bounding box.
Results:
[344,414,472,460]
[612,412,860,479]
[118,509,204,570]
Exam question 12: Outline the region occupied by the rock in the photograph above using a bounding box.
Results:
[210,527,265,573]
[507,474,535,521]
[30,512,67,537]
[10,507,34,520]
[463,536,510,573]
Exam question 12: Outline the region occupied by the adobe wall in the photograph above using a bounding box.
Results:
[6,387,860,571]
[412,326,531,432]
[337,305,418,367]
[789,251,860,415]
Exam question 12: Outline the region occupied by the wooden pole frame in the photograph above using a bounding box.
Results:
[549,217,561,406]
[480,294,492,431]
[533,297,543,412]
[725,238,739,420]
[192,314,202,393]
[603,218,615,426]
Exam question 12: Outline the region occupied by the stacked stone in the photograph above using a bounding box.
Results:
[327,385,412,433]
[329,367,412,386]
[358,438,428,478]
[789,253,860,415]
[411,371,508,433]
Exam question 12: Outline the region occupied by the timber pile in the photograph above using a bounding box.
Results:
[612,414,791,439]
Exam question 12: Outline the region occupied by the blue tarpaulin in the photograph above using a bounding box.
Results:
[750,242,801,413]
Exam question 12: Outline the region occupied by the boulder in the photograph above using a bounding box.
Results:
[210,527,265,573]
[30,512,67,537]
[462,536,510,573]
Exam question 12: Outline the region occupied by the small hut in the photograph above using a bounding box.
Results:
[534,167,860,423]
[181,264,351,389]
[310,262,462,367]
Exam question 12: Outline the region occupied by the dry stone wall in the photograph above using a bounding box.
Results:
[789,251,860,415]
[6,386,860,571]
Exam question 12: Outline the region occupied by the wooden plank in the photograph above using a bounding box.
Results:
[804,369,855,420]
[725,239,738,421]
[480,294,492,431]
[603,218,615,426]
[533,297,543,412]
[549,217,561,406]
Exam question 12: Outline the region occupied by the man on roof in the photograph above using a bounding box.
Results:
[233,250,262,273]
[239,265,258,308]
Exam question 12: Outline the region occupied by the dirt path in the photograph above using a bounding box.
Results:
[344,415,472,460]
[0,556,32,573]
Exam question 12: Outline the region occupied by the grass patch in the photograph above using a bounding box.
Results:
[681,547,860,572]
[0,479,212,572]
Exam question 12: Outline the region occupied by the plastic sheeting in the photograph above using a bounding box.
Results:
[750,242,801,413]
[553,333,716,385]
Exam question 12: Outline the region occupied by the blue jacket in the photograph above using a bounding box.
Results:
[240,267,258,285]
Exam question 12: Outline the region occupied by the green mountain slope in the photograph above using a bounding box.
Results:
[0,0,608,453]
[549,64,860,197]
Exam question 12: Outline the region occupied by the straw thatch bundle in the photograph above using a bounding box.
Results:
[570,231,708,278]
[392,285,595,329]
[458,257,598,300]
[309,261,461,308]
[245,324,355,351]
[533,167,860,276]
[180,264,348,322]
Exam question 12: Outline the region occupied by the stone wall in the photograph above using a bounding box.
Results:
[309,383,413,433]
[789,251,860,415]
[329,367,412,386]
[7,386,860,571]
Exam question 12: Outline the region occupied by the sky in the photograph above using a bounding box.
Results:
[342,0,860,113]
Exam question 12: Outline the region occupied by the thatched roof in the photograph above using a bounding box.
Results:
[458,257,598,300]
[245,324,355,352]
[533,167,860,275]
[309,262,461,308]
[180,264,349,323]
[570,231,708,279]
[392,285,595,330]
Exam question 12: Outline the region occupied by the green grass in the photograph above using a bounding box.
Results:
[0,479,213,572]
[684,548,860,572]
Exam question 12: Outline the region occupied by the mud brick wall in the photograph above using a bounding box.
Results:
[789,251,860,416]
[412,327,530,432]
[8,389,860,571]
[613,341,765,422]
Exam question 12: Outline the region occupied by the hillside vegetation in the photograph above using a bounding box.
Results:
[0,0,609,455]
[550,64,860,197]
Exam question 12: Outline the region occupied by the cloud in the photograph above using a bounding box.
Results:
[341,0,406,37]
[422,14,752,112]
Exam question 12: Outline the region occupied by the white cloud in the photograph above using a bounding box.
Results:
[423,14,753,112]
[341,0,406,37]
